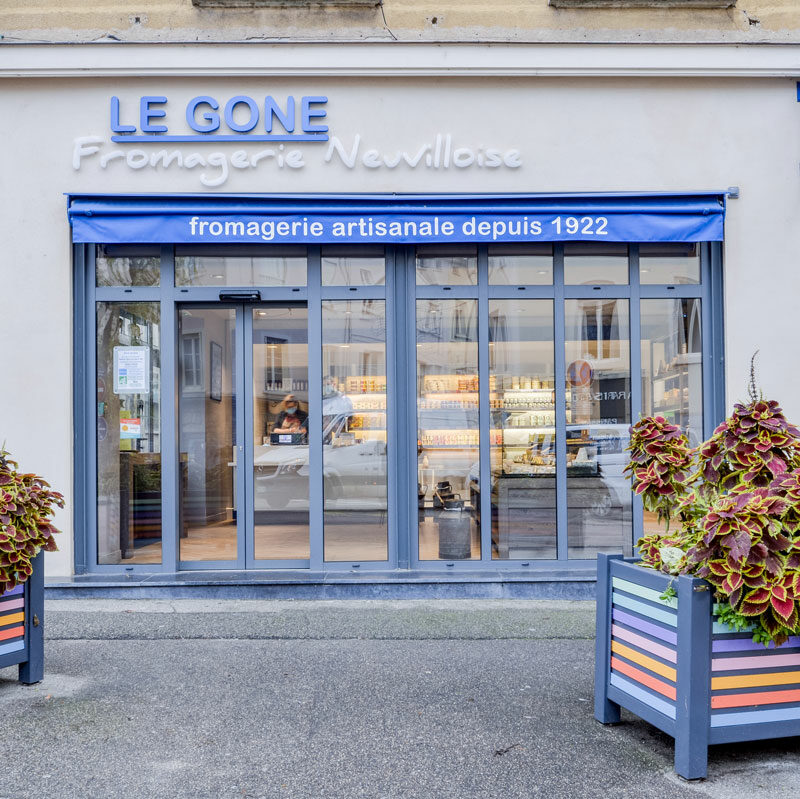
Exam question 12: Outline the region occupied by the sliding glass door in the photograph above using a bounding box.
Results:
[85,239,716,574]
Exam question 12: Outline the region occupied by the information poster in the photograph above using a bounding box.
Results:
[113,346,150,394]
[119,418,142,439]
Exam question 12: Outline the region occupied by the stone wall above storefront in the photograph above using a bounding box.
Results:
[0,0,798,45]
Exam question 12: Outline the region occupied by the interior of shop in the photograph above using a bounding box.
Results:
[93,241,705,568]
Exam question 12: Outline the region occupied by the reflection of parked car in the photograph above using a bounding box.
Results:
[254,412,387,511]
[568,423,630,507]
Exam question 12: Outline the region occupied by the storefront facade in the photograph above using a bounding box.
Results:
[3,45,800,589]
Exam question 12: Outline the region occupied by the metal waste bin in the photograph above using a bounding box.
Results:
[437,501,471,559]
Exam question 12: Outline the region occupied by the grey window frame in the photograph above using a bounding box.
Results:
[73,239,724,575]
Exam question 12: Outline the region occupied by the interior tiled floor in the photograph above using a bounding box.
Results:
[119,515,482,564]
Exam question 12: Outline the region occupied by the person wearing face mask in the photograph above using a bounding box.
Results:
[272,394,308,437]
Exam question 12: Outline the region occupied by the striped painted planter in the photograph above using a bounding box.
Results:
[595,553,800,780]
[0,551,44,685]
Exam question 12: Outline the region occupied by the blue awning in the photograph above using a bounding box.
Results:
[68,193,725,245]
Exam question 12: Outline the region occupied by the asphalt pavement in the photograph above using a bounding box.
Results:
[1,599,799,799]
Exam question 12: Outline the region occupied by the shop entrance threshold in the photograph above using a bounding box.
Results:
[45,568,596,600]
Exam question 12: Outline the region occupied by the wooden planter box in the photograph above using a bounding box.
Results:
[0,552,44,684]
[595,553,800,779]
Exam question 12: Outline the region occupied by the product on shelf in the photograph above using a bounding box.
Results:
[420,430,479,447]
[423,374,478,393]
[345,376,387,394]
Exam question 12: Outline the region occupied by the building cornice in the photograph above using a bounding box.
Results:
[2,42,800,79]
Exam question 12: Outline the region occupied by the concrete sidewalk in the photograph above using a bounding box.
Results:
[1,600,799,799]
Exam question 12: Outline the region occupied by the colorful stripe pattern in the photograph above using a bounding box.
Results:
[609,576,679,720]
[710,625,800,727]
[0,583,25,658]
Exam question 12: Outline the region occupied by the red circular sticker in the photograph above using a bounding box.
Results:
[567,360,594,387]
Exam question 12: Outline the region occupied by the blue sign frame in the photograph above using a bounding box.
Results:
[69,193,725,245]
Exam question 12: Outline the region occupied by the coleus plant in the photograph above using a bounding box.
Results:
[0,449,63,595]
[627,390,800,646]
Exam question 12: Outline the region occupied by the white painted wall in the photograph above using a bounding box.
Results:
[2,72,798,575]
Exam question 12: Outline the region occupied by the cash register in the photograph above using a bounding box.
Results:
[268,432,306,445]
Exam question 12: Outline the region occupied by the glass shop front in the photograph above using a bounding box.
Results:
[74,194,723,574]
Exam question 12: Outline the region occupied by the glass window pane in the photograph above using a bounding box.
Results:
[640,298,703,536]
[253,306,310,560]
[490,300,556,559]
[416,245,477,286]
[564,243,629,285]
[96,245,160,287]
[175,245,307,287]
[639,243,700,285]
[565,299,632,559]
[178,307,237,561]
[322,301,388,561]
[321,246,385,286]
[488,244,553,285]
[96,302,161,564]
[417,300,480,560]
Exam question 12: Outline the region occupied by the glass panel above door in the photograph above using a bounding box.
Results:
[415,245,478,286]
[488,244,553,286]
[178,307,238,562]
[564,243,629,286]
[322,301,388,562]
[175,245,307,287]
[96,245,160,287]
[564,298,632,559]
[639,243,700,285]
[417,299,480,560]
[321,246,386,286]
[252,306,310,561]
[489,300,557,559]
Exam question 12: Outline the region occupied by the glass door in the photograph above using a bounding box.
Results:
[248,305,311,567]
[177,303,311,569]
[178,305,244,567]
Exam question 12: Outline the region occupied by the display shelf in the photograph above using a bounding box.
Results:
[492,388,554,395]
[492,426,556,433]
[492,406,555,412]
[419,445,479,451]
[423,389,478,395]
[420,400,479,410]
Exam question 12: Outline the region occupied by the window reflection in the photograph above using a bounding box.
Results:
[175,245,307,287]
[321,246,385,286]
[416,245,477,286]
[490,300,557,559]
[488,244,553,285]
[252,306,310,560]
[640,298,703,536]
[322,301,388,561]
[96,245,160,287]
[564,243,629,285]
[96,302,162,564]
[565,299,632,559]
[178,307,237,562]
[417,300,480,560]
[639,244,700,285]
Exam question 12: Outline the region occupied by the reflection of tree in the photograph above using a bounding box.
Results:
[96,301,160,563]
[96,255,159,287]
[579,300,621,360]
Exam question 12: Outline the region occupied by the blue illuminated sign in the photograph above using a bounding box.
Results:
[109,95,329,143]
